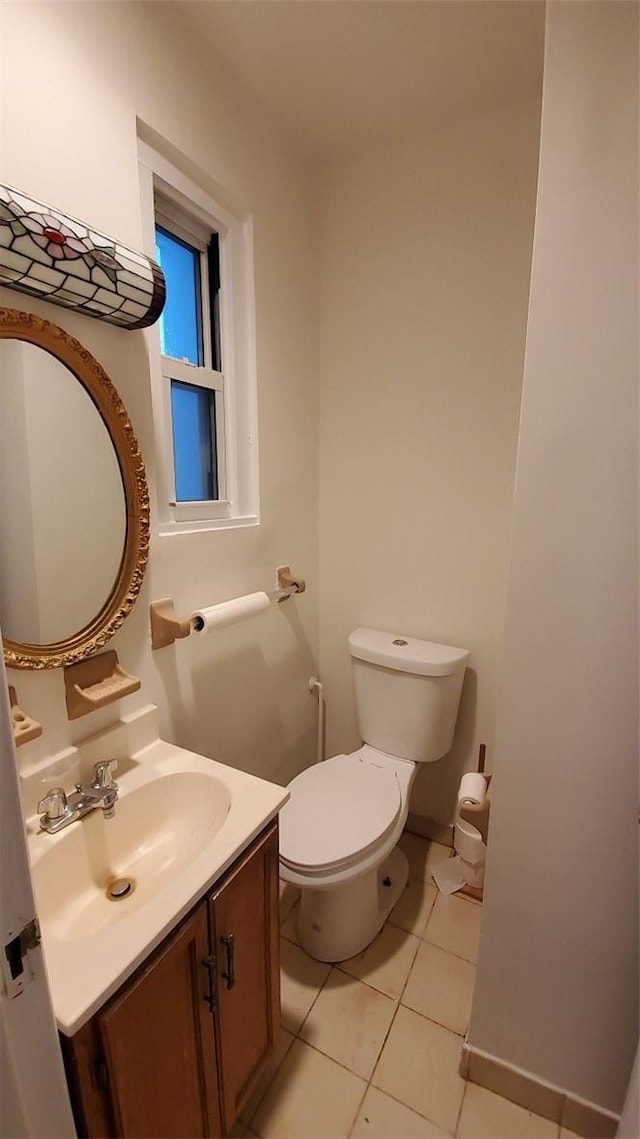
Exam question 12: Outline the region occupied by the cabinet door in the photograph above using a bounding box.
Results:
[97,904,221,1139]
[209,823,280,1133]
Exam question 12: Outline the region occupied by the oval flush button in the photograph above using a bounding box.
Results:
[392,638,408,646]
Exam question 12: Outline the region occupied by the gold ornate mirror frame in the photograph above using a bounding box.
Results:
[1,307,150,669]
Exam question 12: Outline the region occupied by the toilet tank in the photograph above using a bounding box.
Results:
[349,628,469,763]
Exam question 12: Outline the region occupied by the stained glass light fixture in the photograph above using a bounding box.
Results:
[0,183,165,330]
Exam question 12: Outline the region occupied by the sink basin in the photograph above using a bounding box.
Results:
[24,705,288,1035]
[32,771,232,941]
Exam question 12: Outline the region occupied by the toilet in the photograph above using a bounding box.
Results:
[279,627,469,962]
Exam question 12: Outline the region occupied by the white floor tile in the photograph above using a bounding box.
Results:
[372,1005,465,1135]
[338,922,420,999]
[402,941,475,1035]
[251,1038,366,1139]
[458,1083,558,1139]
[425,893,482,963]
[351,1086,453,1138]
[280,937,331,1032]
[300,969,396,1079]
[398,832,452,882]
[388,876,438,937]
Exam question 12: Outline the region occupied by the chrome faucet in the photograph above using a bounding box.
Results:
[37,760,119,834]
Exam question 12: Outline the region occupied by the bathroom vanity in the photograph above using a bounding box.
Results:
[61,821,279,1138]
[22,706,288,1139]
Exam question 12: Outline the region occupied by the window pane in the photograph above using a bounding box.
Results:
[170,380,217,501]
[155,227,202,365]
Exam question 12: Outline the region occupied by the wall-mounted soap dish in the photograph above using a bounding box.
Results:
[63,650,141,720]
[8,686,43,746]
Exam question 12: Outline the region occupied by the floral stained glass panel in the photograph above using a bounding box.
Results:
[0,184,165,330]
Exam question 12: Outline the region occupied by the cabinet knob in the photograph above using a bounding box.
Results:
[220,934,235,990]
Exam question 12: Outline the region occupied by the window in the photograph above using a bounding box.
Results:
[154,202,223,505]
[138,138,259,533]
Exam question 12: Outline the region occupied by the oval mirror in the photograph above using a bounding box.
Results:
[0,308,149,669]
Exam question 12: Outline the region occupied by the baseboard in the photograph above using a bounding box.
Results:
[406,811,454,847]
[460,1041,620,1138]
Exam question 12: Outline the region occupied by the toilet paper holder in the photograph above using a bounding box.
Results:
[149,565,306,650]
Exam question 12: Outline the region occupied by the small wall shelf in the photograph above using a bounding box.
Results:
[8,686,43,747]
[64,650,141,720]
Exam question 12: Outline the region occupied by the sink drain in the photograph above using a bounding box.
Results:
[106,876,136,901]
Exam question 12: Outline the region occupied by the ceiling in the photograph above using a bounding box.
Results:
[170,1,546,166]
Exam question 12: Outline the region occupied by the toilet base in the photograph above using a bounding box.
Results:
[296,846,409,963]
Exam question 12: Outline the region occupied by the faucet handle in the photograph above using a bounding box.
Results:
[37,787,69,821]
[91,760,118,790]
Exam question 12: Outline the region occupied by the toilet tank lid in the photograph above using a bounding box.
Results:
[349,628,469,677]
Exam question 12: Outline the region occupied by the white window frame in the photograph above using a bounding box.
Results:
[138,140,259,534]
[155,197,227,512]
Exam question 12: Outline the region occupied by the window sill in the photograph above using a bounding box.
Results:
[157,515,259,538]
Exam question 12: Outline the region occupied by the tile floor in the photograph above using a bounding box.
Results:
[236,832,580,1139]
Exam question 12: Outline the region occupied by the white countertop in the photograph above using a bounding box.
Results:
[25,707,288,1036]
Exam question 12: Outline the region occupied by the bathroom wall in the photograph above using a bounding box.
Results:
[1,1,320,788]
[468,0,639,1115]
[317,97,542,827]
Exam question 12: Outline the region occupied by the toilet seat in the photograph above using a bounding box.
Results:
[279,751,402,874]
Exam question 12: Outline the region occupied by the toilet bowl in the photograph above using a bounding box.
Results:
[279,628,469,962]
[280,747,416,961]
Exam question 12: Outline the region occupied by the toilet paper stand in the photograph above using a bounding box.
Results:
[458,774,492,844]
[457,774,491,900]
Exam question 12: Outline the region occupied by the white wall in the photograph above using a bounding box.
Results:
[1,0,319,788]
[317,98,541,825]
[468,0,639,1115]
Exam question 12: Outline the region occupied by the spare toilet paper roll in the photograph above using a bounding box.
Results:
[458,771,487,807]
[191,592,270,635]
[455,820,486,865]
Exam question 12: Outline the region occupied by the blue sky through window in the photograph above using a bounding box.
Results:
[155,226,202,364]
[170,380,216,501]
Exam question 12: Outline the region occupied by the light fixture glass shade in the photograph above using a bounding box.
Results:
[0,183,165,330]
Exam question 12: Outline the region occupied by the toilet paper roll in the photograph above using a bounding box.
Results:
[457,772,487,808]
[191,592,270,635]
[455,820,487,865]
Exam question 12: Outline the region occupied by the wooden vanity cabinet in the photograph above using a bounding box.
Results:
[209,822,280,1132]
[62,822,280,1139]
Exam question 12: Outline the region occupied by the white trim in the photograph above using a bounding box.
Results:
[155,195,211,251]
[461,1041,621,1136]
[139,140,235,235]
[138,140,259,532]
[0,646,77,1137]
[157,515,259,537]
[162,359,223,390]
